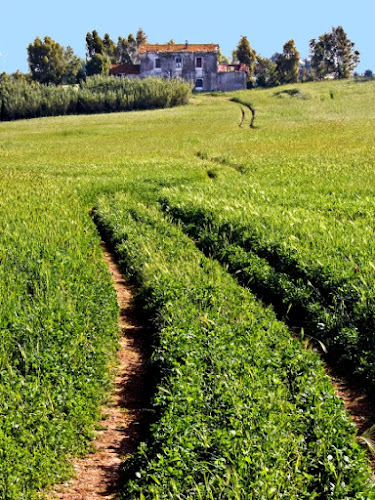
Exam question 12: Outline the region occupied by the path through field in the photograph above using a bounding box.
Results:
[328,370,375,471]
[52,241,147,499]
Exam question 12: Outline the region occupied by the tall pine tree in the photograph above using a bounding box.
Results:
[275,40,300,84]
[235,36,256,75]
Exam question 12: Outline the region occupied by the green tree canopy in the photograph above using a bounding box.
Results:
[116,34,138,64]
[218,49,230,64]
[275,39,300,84]
[27,37,83,85]
[27,36,67,85]
[103,33,117,63]
[85,31,111,76]
[235,36,256,75]
[136,28,147,47]
[254,55,278,87]
[310,26,360,79]
[86,53,110,76]
[86,30,104,59]
[63,46,84,84]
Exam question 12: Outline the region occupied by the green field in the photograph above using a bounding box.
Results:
[1,79,375,498]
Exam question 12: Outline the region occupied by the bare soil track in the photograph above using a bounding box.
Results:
[327,368,375,470]
[52,241,148,500]
[50,238,375,498]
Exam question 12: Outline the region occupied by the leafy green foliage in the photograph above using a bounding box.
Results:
[86,30,104,59]
[235,36,256,77]
[116,34,138,65]
[86,53,110,77]
[310,26,360,79]
[27,36,82,85]
[93,195,374,499]
[158,151,375,388]
[275,40,300,84]
[1,79,375,498]
[254,55,278,87]
[0,178,119,498]
[0,76,191,121]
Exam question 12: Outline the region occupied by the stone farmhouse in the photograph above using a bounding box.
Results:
[109,42,247,92]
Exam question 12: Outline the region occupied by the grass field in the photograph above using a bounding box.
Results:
[1,79,375,498]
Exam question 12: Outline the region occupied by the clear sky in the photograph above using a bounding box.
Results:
[1,0,373,74]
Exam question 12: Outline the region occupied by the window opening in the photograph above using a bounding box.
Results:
[195,78,203,89]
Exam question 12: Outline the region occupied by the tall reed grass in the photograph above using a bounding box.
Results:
[0,76,191,121]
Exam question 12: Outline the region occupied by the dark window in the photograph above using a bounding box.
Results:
[155,58,161,69]
[196,57,202,68]
[176,57,182,68]
[195,78,203,89]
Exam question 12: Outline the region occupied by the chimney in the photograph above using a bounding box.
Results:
[185,40,189,49]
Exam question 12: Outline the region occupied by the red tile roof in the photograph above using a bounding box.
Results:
[139,43,219,54]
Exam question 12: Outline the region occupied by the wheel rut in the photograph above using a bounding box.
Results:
[51,241,148,499]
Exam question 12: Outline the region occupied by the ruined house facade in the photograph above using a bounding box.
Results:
[138,43,219,91]
[109,43,247,91]
[137,43,247,92]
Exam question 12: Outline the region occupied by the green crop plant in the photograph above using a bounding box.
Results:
[1,78,375,497]
[93,194,374,498]
[158,167,375,388]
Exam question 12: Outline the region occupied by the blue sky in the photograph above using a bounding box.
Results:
[1,0,373,74]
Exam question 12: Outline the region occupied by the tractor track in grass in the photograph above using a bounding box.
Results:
[326,368,375,471]
[51,240,148,500]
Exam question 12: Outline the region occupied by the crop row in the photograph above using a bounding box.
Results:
[93,191,374,499]
[159,179,375,390]
[0,177,119,499]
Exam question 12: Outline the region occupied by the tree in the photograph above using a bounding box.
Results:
[254,55,278,87]
[364,69,373,79]
[0,72,10,83]
[63,46,83,84]
[127,34,138,63]
[275,40,300,84]
[86,53,110,76]
[86,31,110,76]
[86,30,104,58]
[136,28,147,47]
[116,34,138,64]
[103,33,117,63]
[235,36,256,75]
[27,36,67,85]
[218,49,230,64]
[86,32,95,59]
[310,26,360,79]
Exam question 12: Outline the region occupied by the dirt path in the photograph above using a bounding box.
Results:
[327,368,375,469]
[49,237,375,497]
[51,241,147,500]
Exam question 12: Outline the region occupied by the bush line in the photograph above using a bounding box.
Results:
[0,76,191,121]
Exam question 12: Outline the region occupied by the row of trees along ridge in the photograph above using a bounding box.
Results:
[25,28,147,85]
[235,26,360,87]
[4,25,363,87]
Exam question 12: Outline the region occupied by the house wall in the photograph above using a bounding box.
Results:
[140,52,218,91]
[217,72,247,92]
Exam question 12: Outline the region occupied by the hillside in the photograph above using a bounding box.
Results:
[1,79,375,498]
